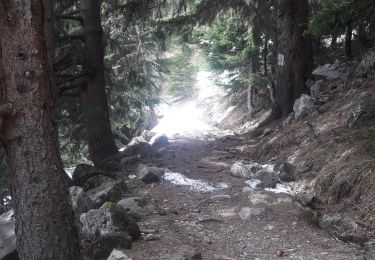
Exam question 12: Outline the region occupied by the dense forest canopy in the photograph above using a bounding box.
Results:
[0,0,374,259]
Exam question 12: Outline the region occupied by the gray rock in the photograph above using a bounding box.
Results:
[254,170,279,188]
[120,155,141,165]
[107,249,132,260]
[126,141,153,158]
[143,233,161,241]
[87,232,132,260]
[293,94,314,119]
[117,197,147,220]
[69,186,95,215]
[72,163,103,187]
[83,175,115,191]
[282,112,295,128]
[310,80,323,100]
[319,213,358,233]
[238,207,265,220]
[276,163,296,182]
[346,92,375,128]
[305,78,315,89]
[230,162,261,179]
[0,210,16,259]
[355,48,375,78]
[86,180,128,207]
[137,164,164,184]
[313,62,347,80]
[80,202,141,242]
[150,134,169,148]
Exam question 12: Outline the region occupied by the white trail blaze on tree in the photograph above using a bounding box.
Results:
[0,1,81,259]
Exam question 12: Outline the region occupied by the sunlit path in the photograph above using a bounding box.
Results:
[152,71,225,137]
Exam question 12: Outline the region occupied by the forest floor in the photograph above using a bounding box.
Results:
[124,131,375,260]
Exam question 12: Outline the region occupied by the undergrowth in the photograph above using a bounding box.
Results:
[361,102,375,150]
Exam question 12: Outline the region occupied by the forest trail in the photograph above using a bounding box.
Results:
[125,132,374,260]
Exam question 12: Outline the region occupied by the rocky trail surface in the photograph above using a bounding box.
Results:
[120,132,374,260]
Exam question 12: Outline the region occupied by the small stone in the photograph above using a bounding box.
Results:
[275,249,284,257]
[203,236,211,244]
[209,195,231,201]
[107,249,132,260]
[143,234,161,241]
[238,207,265,220]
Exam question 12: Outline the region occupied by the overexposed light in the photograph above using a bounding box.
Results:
[152,71,225,137]
[152,101,212,137]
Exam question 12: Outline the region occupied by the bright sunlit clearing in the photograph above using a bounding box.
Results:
[152,71,224,137]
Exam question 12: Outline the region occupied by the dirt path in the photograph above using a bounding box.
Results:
[125,133,373,260]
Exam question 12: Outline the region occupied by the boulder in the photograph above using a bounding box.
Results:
[69,186,95,216]
[86,232,132,260]
[117,197,147,220]
[86,180,128,207]
[293,94,314,119]
[126,142,153,158]
[355,48,375,78]
[83,175,115,191]
[72,164,103,187]
[120,155,141,166]
[313,62,347,81]
[80,202,141,242]
[276,163,296,182]
[150,134,169,148]
[346,92,375,128]
[310,80,323,100]
[137,164,164,184]
[0,210,16,260]
[254,170,279,188]
[107,249,132,260]
[319,213,358,233]
[230,162,261,179]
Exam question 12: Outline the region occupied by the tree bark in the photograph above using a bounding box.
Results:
[251,22,262,74]
[263,36,268,76]
[268,0,313,120]
[80,0,118,166]
[345,22,353,58]
[0,1,81,259]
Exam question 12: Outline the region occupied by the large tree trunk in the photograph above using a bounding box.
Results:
[345,22,353,58]
[80,0,118,166]
[0,1,81,259]
[251,21,262,74]
[268,0,313,120]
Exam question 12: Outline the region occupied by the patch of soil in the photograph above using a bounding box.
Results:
[123,134,374,259]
